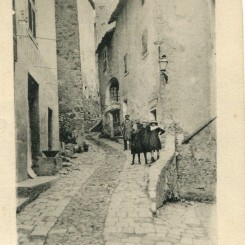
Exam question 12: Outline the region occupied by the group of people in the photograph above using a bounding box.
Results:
[121,115,165,165]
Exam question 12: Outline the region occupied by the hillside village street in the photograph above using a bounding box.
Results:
[17,136,217,245]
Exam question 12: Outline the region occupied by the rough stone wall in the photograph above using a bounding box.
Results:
[176,121,216,201]
[155,156,179,208]
[15,0,59,181]
[148,135,179,212]
[77,0,101,132]
[56,0,100,139]
[55,0,83,143]
[83,98,101,132]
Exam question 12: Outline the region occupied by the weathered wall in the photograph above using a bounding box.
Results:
[99,0,215,133]
[56,0,100,137]
[155,0,216,133]
[95,0,120,136]
[154,0,216,201]
[148,135,179,212]
[95,0,118,46]
[176,122,216,201]
[15,0,59,182]
[77,0,101,132]
[114,0,159,122]
[55,0,84,142]
[97,33,120,137]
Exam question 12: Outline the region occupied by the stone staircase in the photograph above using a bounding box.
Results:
[16,176,58,213]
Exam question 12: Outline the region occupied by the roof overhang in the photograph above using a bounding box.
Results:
[96,27,115,54]
[108,0,127,24]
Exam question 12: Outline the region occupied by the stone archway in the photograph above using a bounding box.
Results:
[105,77,119,105]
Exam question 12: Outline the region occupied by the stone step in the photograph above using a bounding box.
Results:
[17,176,59,212]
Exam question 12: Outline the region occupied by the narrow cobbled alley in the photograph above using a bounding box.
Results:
[17,136,216,245]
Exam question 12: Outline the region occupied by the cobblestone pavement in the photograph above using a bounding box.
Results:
[17,136,217,245]
[101,139,217,245]
[17,141,125,245]
[154,202,217,245]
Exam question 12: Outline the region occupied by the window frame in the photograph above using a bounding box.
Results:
[28,0,37,40]
[110,82,119,102]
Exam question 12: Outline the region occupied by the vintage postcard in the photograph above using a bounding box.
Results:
[0,0,244,244]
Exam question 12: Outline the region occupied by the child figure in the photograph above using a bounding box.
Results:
[138,121,151,164]
[148,120,165,163]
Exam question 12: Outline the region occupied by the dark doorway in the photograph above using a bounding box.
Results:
[28,75,40,159]
[48,108,53,150]
[112,110,121,136]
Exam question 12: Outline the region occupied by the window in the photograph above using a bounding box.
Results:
[28,0,36,38]
[13,0,17,61]
[124,53,128,74]
[110,81,119,102]
[102,49,107,71]
[142,30,148,56]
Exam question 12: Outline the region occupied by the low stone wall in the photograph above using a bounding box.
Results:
[147,122,216,216]
[147,135,179,213]
[176,121,216,201]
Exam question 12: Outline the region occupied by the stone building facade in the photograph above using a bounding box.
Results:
[14,0,60,182]
[96,0,216,200]
[55,0,100,142]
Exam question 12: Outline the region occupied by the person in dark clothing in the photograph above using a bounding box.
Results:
[148,120,165,163]
[121,115,133,150]
[131,121,142,165]
[138,121,151,164]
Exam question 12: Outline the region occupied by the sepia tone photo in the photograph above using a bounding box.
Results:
[12,0,217,244]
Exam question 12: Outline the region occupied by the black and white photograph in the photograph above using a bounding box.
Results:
[0,0,245,244]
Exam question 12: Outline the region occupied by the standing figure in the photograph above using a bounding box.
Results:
[138,121,151,164]
[148,120,165,163]
[121,114,133,150]
[130,121,142,165]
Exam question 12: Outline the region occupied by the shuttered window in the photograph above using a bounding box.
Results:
[28,0,36,38]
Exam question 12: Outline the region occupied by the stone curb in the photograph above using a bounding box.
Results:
[147,135,177,214]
